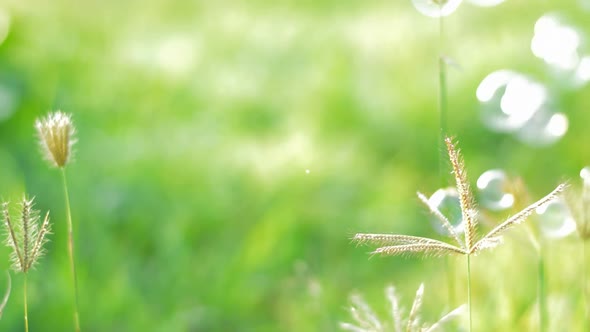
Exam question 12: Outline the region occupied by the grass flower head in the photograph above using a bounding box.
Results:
[353,137,565,257]
[2,197,52,273]
[35,111,76,168]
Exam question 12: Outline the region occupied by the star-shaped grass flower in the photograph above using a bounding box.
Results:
[353,137,565,257]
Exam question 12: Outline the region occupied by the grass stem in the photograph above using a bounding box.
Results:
[445,256,455,306]
[538,241,547,332]
[583,239,588,331]
[438,14,448,188]
[24,273,28,332]
[467,254,472,332]
[438,8,455,317]
[61,169,81,332]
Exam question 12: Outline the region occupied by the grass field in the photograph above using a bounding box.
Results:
[0,0,589,331]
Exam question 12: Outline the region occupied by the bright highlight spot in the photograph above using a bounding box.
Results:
[544,113,568,138]
[575,56,590,84]
[531,15,581,70]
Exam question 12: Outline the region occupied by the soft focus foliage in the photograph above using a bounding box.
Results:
[0,0,589,331]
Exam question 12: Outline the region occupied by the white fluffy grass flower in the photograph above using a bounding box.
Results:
[35,111,76,168]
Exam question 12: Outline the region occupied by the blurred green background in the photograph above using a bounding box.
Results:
[0,0,589,331]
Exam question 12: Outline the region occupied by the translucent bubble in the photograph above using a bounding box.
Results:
[531,15,581,71]
[476,170,514,211]
[412,0,463,18]
[574,56,590,85]
[516,111,568,147]
[535,198,576,238]
[467,0,505,7]
[426,188,463,236]
[476,70,547,132]
[476,70,567,146]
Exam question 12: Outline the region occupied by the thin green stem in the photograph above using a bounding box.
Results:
[445,256,455,306]
[445,257,455,307]
[538,241,547,332]
[467,254,472,332]
[438,14,448,188]
[24,273,28,332]
[61,169,81,332]
[438,10,455,321]
[583,239,588,331]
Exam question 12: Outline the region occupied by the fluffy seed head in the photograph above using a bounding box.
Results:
[35,111,76,168]
[2,197,52,273]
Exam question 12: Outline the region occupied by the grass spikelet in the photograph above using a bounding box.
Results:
[386,286,403,332]
[35,111,76,168]
[348,293,382,331]
[340,283,462,332]
[472,183,566,253]
[3,197,51,273]
[354,233,455,247]
[2,197,52,332]
[406,283,424,332]
[372,243,466,257]
[444,137,477,250]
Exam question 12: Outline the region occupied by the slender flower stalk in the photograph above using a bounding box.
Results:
[2,197,52,332]
[24,274,28,331]
[35,111,81,332]
[580,169,590,330]
[352,137,565,332]
[438,3,448,189]
[523,222,548,332]
[466,254,472,332]
[61,168,81,331]
[584,239,588,331]
[538,241,547,332]
[436,2,454,310]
